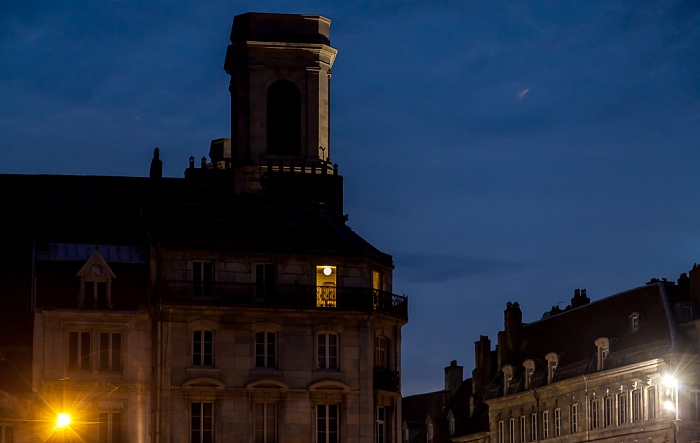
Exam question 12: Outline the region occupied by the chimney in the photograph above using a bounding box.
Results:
[444,360,464,400]
[689,264,700,307]
[570,288,590,308]
[472,335,492,403]
[504,301,522,352]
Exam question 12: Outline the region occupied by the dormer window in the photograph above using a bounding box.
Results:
[523,359,535,389]
[502,365,514,394]
[545,352,558,384]
[77,250,115,309]
[595,337,609,371]
[629,312,640,332]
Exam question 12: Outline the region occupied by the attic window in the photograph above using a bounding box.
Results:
[630,312,640,332]
[545,352,558,384]
[77,250,115,309]
[523,359,535,389]
[595,337,609,371]
[502,365,514,394]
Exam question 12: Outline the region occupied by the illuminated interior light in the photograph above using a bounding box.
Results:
[323,266,332,276]
[56,413,71,428]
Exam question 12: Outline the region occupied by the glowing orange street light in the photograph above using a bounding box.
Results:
[56,413,71,429]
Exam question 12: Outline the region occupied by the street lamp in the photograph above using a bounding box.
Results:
[662,375,679,419]
[55,413,71,429]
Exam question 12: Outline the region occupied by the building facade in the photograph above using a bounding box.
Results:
[0,12,408,443]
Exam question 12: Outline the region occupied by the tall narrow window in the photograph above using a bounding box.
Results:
[99,332,122,372]
[316,266,337,307]
[590,399,600,429]
[68,331,91,370]
[632,389,642,422]
[255,403,277,443]
[98,411,122,443]
[570,404,578,433]
[376,407,387,443]
[256,264,277,301]
[595,337,609,371]
[267,80,301,156]
[530,413,538,441]
[317,333,338,369]
[193,261,213,298]
[255,332,276,369]
[372,270,384,309]
[375,336,388,368]
[0,425,14,443]
[647,387,656,420]
[520,415,526,443]
[545,353,558,384]
[630,313,640,332]
[191,402,214,443]
[604,396,614,427]
[498,421,504,443]
[502,365,514,394]
[193,330,213,367]
[317,404,338,443]
[554,408,561,437]
[618,392,627,424]
[509,418,516,443]
[542,411,549,439]
[523,360,535,390]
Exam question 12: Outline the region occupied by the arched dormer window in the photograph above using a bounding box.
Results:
[545,352,558,384]
[267,80,301,156]
[629,312,640,332]
[595,337,609,371]
[502,365,514,395]
[523,359,535,389]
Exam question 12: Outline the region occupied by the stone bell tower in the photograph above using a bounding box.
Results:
[224,12,338,195]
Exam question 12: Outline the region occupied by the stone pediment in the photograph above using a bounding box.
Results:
[77,250,116,281]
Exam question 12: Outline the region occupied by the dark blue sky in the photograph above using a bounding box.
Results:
[2,1,700,395]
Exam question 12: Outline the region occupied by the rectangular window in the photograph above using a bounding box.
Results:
[498,421,504,443]
[256,264,277,301]
[193,330,213,367]
[193,261,213,298]
[0,426,14,443]
[590,399,600,429]
[604,396,614,427]
[316,266,337,308]
[530,414,537,441]
[317,404,338,443]
[647,387,656,420]
[375,337,388,368]
[618,393,627,424]
[255,332,276,368]
[542,411,549,439]
[376,407,386,443]
[520,416,526,443]
[509,418,515,443]
[255,403,277,443]
[632,389,642,422]
[98,411,122,443]
[99,332,122,372]
[570,404,578,433]
[553,409,560,437]
[317,333,338,369]
[191,402,214,443]
[68,331,91,370]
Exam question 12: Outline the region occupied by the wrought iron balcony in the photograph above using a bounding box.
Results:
[155,281,408,319]
[374,367,400,392]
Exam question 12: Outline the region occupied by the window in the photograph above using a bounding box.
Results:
[98,332,122,372]
[68,331,91,370]
[427,421,433,443]
[376,407,387,443]
[502,365,514,394]
[523,360,535,390]
[590,399,600,429]
[317,333,338,369]
[267,80,301,156]
[498,420,504,443]
[0,426,13,443]
[372,270,384,309]
[449,412,456,436]
[618,392,627,424]
[193,261,213,298]
[255,332,276,369]
[570,404,578,433]
[375,336,388,368]
[604,396,614,427]
[682,305,694,321]
[530,413,537,441]
[542,411,549,439]
[554,408,561,437]
[595,337,609,371]
[647,386,656,420]
[316,266,337,307]
[191,402,214,443]
[193,330,213,367]
[317,404,338,443]
[545,353,558,384]
[691,389,700,420]
[98,411,121,443]
[632,389,642,422]
[256,264,277,301]
[520,415,526,443]
[255,403,277,443]
[509,418,516,443]
[630,313,640,332]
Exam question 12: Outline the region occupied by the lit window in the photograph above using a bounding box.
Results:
[375,336,388,368]
[255,403,277,443]
[68,331,91,370]
[255,331,276,368]
[317,333,338,369]
[316,266,337,307]
[98,332,122,372]
[193,330,213,367]
[317,404,338,443]
[193,261,213,298]
[98,411,121,443]
[570,404,578,433]
[191,402,214,443]
[630,313,640,332]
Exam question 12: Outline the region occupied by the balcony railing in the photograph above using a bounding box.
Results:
[374,367,400,392]
[155,281,408,319]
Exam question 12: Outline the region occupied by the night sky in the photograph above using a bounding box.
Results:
[2,1,700,396]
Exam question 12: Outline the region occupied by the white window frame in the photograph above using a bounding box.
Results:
[317,404,339,443]
[530,413,538,441]
[509,418,516,443]
[570,403,578,433]
[255,402,277,443]
[98,332,122,372]
[604,396,614,427]
[98,410,122,443]
[554,408,561,437]
[317,333,338,370]
[191,402,214,443]
[193,330,213,367]
[255,331,276,369]
[520,415,526,443]
[590,398,600,429]
[498,420,504,443]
